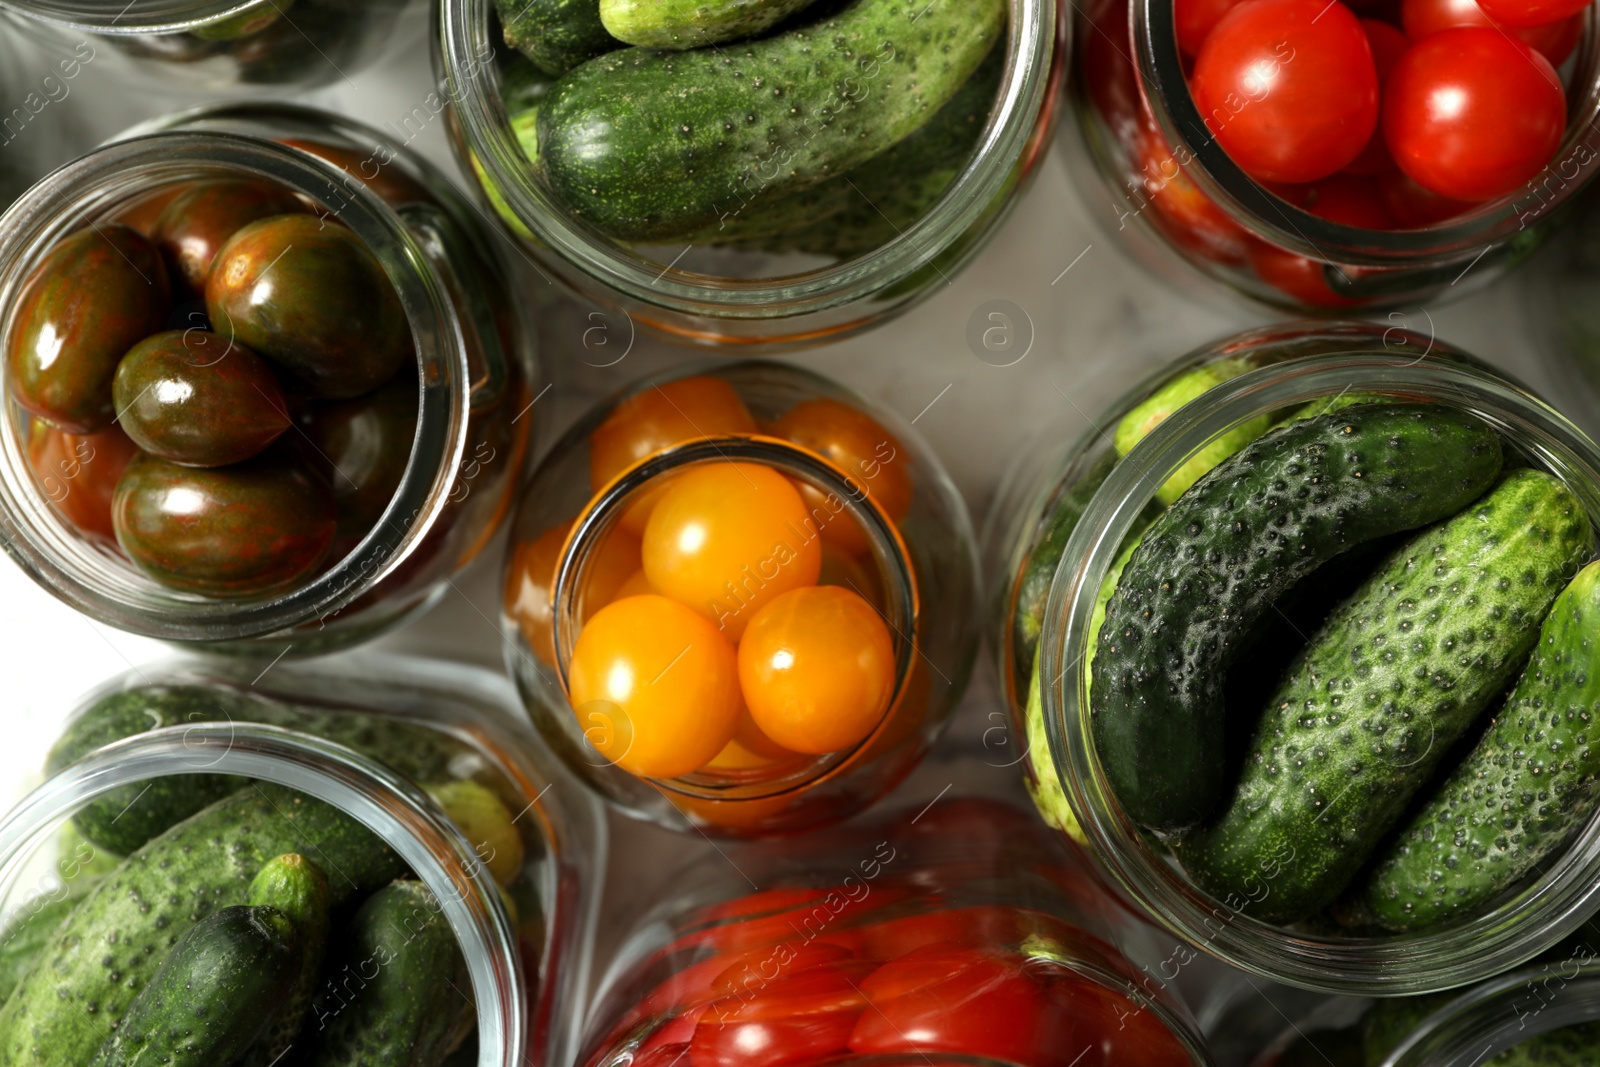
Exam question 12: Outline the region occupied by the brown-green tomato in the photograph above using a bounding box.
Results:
[297,374,418,554]
[154,178,306,295]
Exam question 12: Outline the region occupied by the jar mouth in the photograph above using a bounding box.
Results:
[0,721,527,1067]
[434,0,1057,319]
[1132,0,1600,266]
[550,436,921,802]
[0,0,271,33]
[1038,321,1600,993]
[0,121,471,643]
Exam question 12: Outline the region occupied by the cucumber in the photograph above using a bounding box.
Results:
[536,0,1006,241]
[1177,470,1594,923]
[1093,405,1504,831]
[0,880,95,1004]
[1362,998,1600,1067]
[495,0,618,76]
[501,53,556,114]
[241,855,331,1067]
[305,881,474,1066]
[0,785,404,1066]
[85,904,300,1067]
[601,0,822,48]
[1488,1025,1600,1065]
[1360,992,1457,1066]
[426,781,525,888]
[1351,559,1600,930]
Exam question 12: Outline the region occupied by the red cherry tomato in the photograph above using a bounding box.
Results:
[1379,169,1479,225]
[692,962,871,1067]
[1400,0,1582,64]
[1344,19,1411,174]
[859,907,1035,962]
[1246,241,1361,307]
[1192,0,1380,183]
[1175,0,1245,57]
[1276,173,1397,227]
[1129,119,1253,264]
[1382,28,1565,202]
[1476,0,1589,28]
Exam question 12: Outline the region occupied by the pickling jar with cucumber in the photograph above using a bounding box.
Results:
[501,363,980,836]
[986,320,1600,993]
[436,0,1064,349]
[0,653,605,1067]
[0,103,535,654]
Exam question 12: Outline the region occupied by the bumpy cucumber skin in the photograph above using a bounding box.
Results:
[241,855,332,1067]
[49,684,469,856]
[601,0,820,48]
[496,0,617,76]
[537,0,1005,241]
[1178,470,1594,923]
[0,785,404,1067]
[1093,405,1504,832]
[304,881,473,1067]
[85,905,300,1067]
[0,884,92,1004]
[1353,559,1600,930]
[1488,1024,1600,1065]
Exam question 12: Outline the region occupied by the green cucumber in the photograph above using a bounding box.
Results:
[496,0,618,76]
[305,881,474,1066]
[536,0,1006,241]
[1178,470,1594,923]
[1352,559,1600,930]
[241,855,331,1067]
[85,904,300,1067]
[1488,1025,1600,1065]
[1360,992,1457,1066]
[601,0,822,48]
[0,881,95,1004]
[501,53,556,114]
[0,785,403,1066]
[1093,405,1504,831]
[426,781,525,888]
[1363,997,1600,1067]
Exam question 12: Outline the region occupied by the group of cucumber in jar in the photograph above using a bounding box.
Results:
[0,685,541,1067]
[1019,361,1600,934]
[489,0,1006,254]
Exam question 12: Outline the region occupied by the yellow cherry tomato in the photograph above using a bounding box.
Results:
[568,594,742,779]
[642,461,823,640]
[770,399,912,554]
[504,520,640,663]
[613,568,654,600]
[738,586,896,755]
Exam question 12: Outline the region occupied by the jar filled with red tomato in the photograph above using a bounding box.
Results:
[576,798,1212,1067]
[1073,0,1600,309]
[0,103,535,653]
[501,364,980,836]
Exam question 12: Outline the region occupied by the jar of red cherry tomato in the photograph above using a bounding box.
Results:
[577,798,1212,1067]
[1073,0,1600,309]
[501,364,980,836]
[0,102,535,653]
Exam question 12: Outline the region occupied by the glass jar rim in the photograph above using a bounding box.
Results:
[434,0,1058,320]
[1037,320,1600,994]
[0,0,273,33]
[0,119,472,643]
[1131,0,1600,267]
[0,720,527,1067]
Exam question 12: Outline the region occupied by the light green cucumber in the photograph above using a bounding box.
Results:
[1177,470,1595,923]
[495,0,618,76]
[240,855,332,1067]
[427,781,525,887]
[1352,559,1600,930]
[536,0,1005,241]
[601,0,822,48]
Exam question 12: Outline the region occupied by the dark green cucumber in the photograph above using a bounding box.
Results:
[85,904,300,1067]
[241,855,331,1067]
[1360,992,1457,1066]
[1093,405,1504,831]
[0,785,404,1066]
[0,880,96,1003]
[49,684,472,856]
[495,0,618,76]
[1489,1025,1600,1065]
[601,0,821,47]
[1178,470,1594,923]
[305,881,473,1066]
[501,53,556,114]
[536,0,1005,241]
[1352,559,1600,930]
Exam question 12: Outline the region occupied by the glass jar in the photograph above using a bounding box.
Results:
[1071,0,1600,310]
[434,0,1064,351]
[0,102,536,654]
[0,652,605,1067]
[1525,187,1600,437]
[577,797,1213,1067]
[502,362,979,836]
[986,320,1600,993]
[0,0,414,91]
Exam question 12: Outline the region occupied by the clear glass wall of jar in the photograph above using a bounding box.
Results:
[1071,0,1600,310]
[434,0,1064,351]
[987,321,1600,993]
[502,363,980,836]
[0,0,415,91]
[576,798,1214,1067]
[0,652,605,1067]
[0,103,536,655]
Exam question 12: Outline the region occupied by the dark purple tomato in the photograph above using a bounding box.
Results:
[205,214,410,400]
[112,329,290,467]
[112,449,337,596]
[295,373,418,555]
[7,224,171,434]
[154,178,307,296]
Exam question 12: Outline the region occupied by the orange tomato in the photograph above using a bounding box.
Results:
[770,400,912,554]
[818,544,887,615]
[614,568,654,599]
[708,710,800,770]
[569,594,742,778]
[504,520,639,662]
[642,461,822,640]
[28,422,139,544]
[739,586,896,755]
